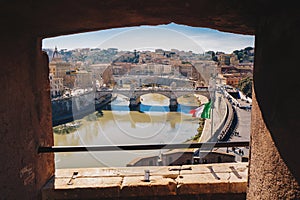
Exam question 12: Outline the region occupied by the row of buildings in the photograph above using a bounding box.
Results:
[48,47,253,99]
[216,53,253,87]
[48,48,208,98]
[49,48,107,98]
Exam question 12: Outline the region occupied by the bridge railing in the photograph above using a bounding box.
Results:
[97,87,208,92]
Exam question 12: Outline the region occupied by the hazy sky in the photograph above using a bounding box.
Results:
[43,23,254,54]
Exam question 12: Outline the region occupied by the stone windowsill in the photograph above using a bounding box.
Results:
[42,162,248,200]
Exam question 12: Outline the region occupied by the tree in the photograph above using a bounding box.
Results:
[238,77,253,98]
[244,46,254,51]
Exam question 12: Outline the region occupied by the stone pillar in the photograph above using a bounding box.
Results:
[247,13,300,199]
[0,35,54,199]
[169,98,178,112]
[129,97,140,111]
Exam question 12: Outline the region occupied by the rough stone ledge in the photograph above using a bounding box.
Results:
[42,162,248,200]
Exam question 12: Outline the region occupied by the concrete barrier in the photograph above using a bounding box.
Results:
[217,99,235,141]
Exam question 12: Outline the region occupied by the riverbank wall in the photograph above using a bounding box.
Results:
[52,93,112,126]
[199,92,228,143]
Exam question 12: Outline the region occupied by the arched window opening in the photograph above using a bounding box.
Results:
[42,23,254,169]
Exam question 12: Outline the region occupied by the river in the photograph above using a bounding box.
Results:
[54,93,205,168]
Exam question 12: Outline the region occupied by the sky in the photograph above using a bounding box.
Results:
[42,23,254,54]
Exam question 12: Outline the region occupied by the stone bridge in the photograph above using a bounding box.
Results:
[96,87,210,111]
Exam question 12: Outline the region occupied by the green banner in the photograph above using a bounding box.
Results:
[201,101,212,119]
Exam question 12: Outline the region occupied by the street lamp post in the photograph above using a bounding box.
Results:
[210,91,215,137]
[209,67,217,138]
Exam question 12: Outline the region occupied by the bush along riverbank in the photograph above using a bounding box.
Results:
[85,111,103,121]
[53,121,82,134]
[53,111,104,134]
[192,118,206,141]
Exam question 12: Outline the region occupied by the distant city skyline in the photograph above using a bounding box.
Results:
[43,23,254,54]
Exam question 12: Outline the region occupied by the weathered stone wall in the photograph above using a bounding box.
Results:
[127,156,160,167]
[248,93,300,199]
[0,35,54,199]
[161,152,194,166]
[200,151,235,164]
[1,1,257,38]
[247,13,300,199]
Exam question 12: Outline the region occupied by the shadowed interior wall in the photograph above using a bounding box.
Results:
[0,34,54,199]
[248,13,300,199]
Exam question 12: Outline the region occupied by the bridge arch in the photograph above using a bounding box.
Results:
[97,88,210,100]
[97,88,211,112]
